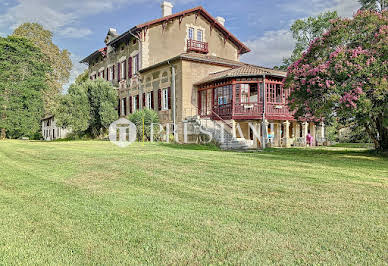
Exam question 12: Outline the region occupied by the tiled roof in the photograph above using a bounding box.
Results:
[179,53,245,67]
[81,6,250,63]
[195,65,287,85]
[80,47,107,63]
[133,6,250,54]
[139,52,244,73]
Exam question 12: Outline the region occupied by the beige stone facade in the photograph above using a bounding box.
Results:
[80,3,326,148]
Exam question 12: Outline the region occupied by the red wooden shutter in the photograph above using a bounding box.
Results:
[136,95,140,110]
[117,63,120,82]
[168,87,171,110]
[118,99,121,116]
[106,68,109,80]
[158,89,162,111]
[113,65,115,80]
[128,57,132,78]
[142,93,146,108]
[151,91,154,109]
[129,96,132,114]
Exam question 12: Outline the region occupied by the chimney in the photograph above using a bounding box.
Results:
[161,1,173,17]
[216,16,225,26]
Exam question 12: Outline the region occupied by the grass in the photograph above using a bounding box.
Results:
[0,140,387,265]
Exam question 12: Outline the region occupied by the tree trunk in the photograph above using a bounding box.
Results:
[380,125,388,151]
[0,128,5,139]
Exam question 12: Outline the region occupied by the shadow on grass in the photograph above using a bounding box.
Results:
[156,142,221,151]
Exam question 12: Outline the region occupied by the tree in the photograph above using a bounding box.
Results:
[0,36,50,139]
[55,84,90,134]
[128,109,160,141]
[278,11,338,70]
[56,79,118,138]
[285,10,388,150]
[359,0,387,11]
[12,23,72,114]
[75,70,89,85]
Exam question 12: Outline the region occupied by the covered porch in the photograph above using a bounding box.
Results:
[196,65,294,122]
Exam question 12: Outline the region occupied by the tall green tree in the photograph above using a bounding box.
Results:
[75,70,89,85]
[12,23,72,114]
[55,84,90,134]
[56,79,118,138]
[0,36,50,139]
[278,11,338,70]
[359,0,387,11]
[285,10,388,150]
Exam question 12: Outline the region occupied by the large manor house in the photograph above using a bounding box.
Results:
[80,1,326,149]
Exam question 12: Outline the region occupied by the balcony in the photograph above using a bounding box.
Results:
[187,39,209,54]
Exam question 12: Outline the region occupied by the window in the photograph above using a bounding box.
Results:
[240,84,249,103]
[250,83,258,103]
[121,61,126,80]
[132,96,137,112]
[133,55,139,74]
[197,29,203,42]
[146,92,152,109]
[121,98,125,116]
[188,27,194,40]
[109,67,114,81]
[213,85,232,106]
[162,88,168,110]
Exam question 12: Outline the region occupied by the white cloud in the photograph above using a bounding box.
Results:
[277,0,361,18]
[0,0,138,39]
[241,29,295,68]
[60,27,93,38]
[243,0,361,68]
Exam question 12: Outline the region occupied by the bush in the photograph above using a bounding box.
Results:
[128,109,160,141]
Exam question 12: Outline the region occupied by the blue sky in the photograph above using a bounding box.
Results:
[0,0,360,88]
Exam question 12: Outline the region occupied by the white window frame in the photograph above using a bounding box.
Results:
[197,29,203,42]
[120,61,126,79]
[146,92,152,109]
[132,96,137,112]
[162,88,168,111]
[109,67,113,81]
[121,98,125,116]
[133,55,139,74]
[188,27,194,40]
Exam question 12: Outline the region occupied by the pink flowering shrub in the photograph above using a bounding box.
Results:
[285,10,388,150]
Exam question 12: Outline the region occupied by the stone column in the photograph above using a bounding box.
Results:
[270,123,274,145]
[283,120,290,148]
[275,123,281,147]
[232,120,236,138]
[302,122,308,146]
[252,123,260,149]
[320,122,325,139]
[310,122,316,146]
[261,119,268,149]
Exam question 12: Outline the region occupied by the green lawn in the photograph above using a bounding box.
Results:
[0,140,387,264]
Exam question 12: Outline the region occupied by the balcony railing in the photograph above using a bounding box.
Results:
[208,102,294,120]
[187,39,209,54]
